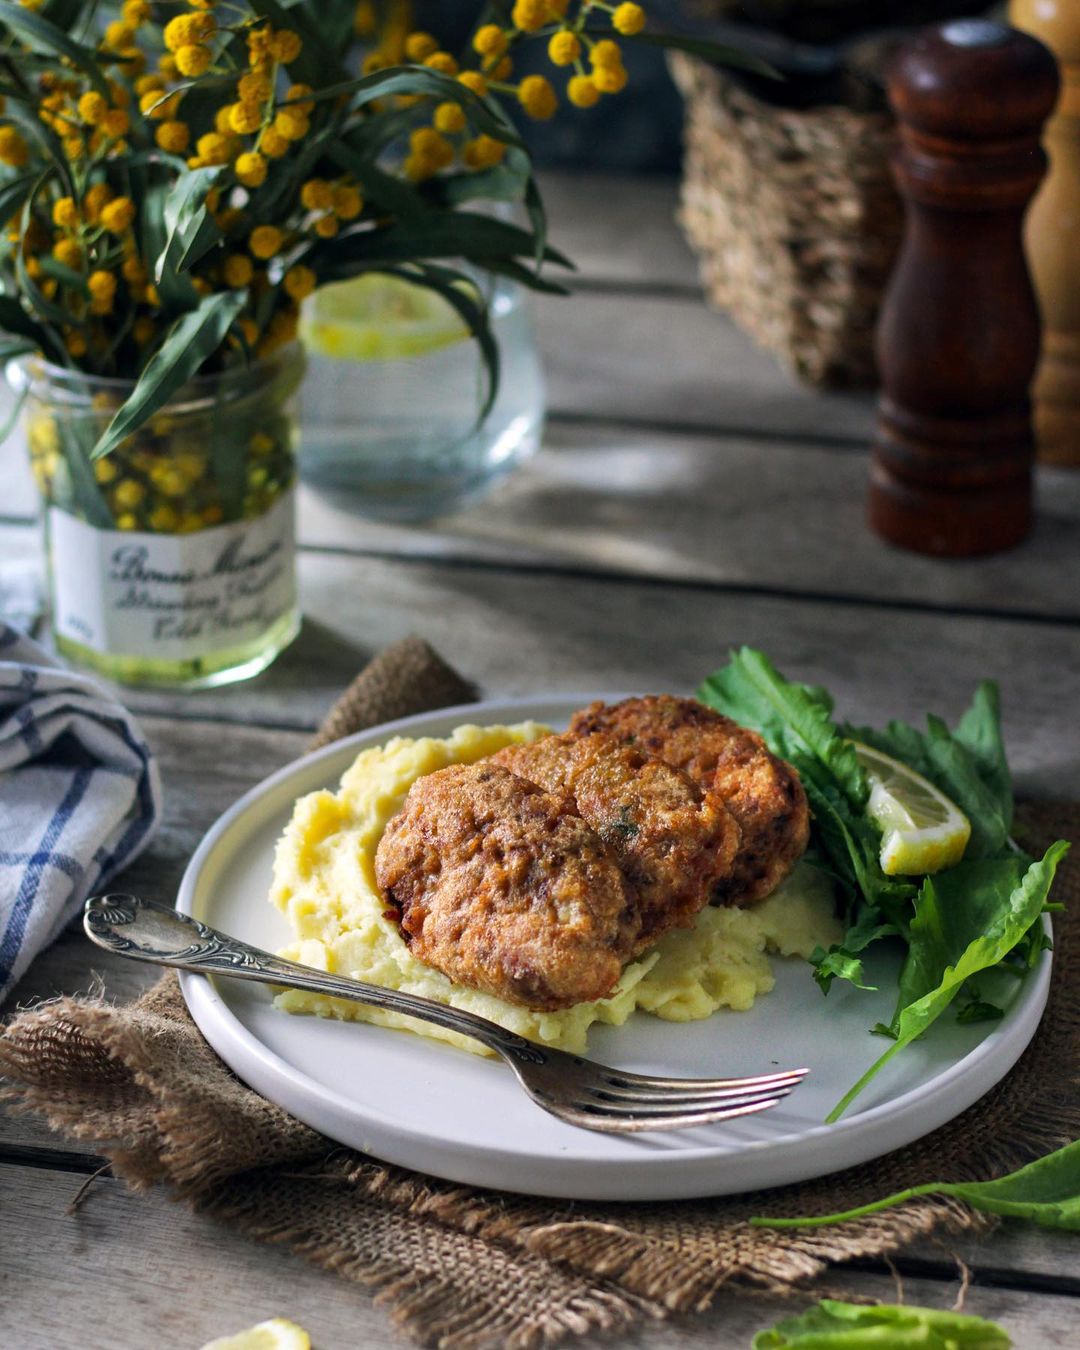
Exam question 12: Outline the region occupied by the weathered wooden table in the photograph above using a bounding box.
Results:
[3,173,1079,1349]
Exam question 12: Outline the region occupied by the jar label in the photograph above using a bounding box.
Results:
[49,491,297,662]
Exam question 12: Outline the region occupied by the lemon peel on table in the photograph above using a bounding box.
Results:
[853,741,972,876]
[198,1318,310,1350]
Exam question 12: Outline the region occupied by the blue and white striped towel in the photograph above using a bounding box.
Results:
[0,623,162,1003]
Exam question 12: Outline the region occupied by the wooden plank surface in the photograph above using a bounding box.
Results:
[4,526,1072,793]
[0,300,873,529]
[6,1164,1080,1350]
[294,423,1080,620]
[6,415,1076,624]
[539,171,701,291]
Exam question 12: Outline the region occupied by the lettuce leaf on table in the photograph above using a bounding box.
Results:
[697,649,1069,1119]
[752,1135,1080,1233]
[753,1298,1011,1348]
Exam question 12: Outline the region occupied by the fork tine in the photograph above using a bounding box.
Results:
[598,1067,808,1093]
[557,1093,789,1133]
[571,1084,797,1118]
[589,1068,807,1105]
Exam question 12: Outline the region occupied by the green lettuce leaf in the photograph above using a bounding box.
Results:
[752,1136,1080,1234]
[956,682,1012,829]
[888,856,1027,1033]
[828,841,1068,1120]
[698,648,867,810]
[809,907,897,995]
[752,1298,1011,1348]
[955,990,1005,1025]
[699,649,914,973]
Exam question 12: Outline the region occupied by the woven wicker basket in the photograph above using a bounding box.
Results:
[669,51,904,388]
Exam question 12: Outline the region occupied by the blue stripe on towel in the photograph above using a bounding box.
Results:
[0,851,84,880]
[0,765,93,988]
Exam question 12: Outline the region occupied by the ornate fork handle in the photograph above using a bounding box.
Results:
[84,894,551,1066]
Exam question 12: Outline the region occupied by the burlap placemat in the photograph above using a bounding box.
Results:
[2,639,1077,1349]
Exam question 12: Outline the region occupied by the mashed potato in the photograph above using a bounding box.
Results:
[270,724,843,1055]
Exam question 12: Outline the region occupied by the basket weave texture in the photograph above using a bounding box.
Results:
[670,52,904,387]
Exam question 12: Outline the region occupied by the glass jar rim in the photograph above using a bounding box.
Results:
[9,342,304,415]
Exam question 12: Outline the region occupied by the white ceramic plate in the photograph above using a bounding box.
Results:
[177,695,1051,1202]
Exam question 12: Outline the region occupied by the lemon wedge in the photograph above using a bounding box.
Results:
[852,741,971,876]
[198,1318,311,1350]
[299,273,471,362]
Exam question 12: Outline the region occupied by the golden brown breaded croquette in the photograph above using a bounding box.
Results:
[374,761,639,1011]
[568,696,809,907]
[491,731,740,951]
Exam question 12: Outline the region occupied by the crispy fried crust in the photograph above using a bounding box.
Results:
[568,696,810,906]
[492,731,740,950]
[374,761,639,1011]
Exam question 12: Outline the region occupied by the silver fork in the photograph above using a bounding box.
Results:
[84,894,807,1134]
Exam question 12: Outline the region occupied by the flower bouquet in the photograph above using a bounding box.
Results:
[0,0,760,685]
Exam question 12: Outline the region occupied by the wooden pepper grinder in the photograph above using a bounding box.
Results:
[1011,0,1080,466]
[868,20,1059,556]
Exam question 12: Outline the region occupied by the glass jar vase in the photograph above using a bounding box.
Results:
[15,344,304,689]
[298,271,544,521]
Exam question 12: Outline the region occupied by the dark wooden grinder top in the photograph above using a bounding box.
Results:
[868,19,1059,556]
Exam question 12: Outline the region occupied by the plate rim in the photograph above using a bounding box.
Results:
[177,693,1052,1201]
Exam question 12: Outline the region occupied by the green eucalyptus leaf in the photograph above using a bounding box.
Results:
[632,31,780,80]
[318,0,359,52]
[43,0,86,33]
[316,211,571,275]
[246,0,349,87]
[326,144,426,218]
[91,290,248,461]
[15,174,75,349]
[0,293,50,351]
[53,396,115,529]
[369,261,501,424]
[37,254,89,297]
[475,256,569,295]
[0,170,35,225]
[3,102,74,194]
[0,334,36,362]
[429,147,533,212]
[157,166,223,281]
[524,173,548,272]
[343,65,524,149]
[140,180,198,313]
[254,122,340,219]
[0,1,111,96]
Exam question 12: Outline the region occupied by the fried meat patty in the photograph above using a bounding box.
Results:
[491,731,739,950]
[374,761,639,1011]
[569,696,809,906]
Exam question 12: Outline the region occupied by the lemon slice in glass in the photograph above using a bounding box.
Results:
[300,273,471,362]
[198,1318,310,1350]
[853,741,971,876]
